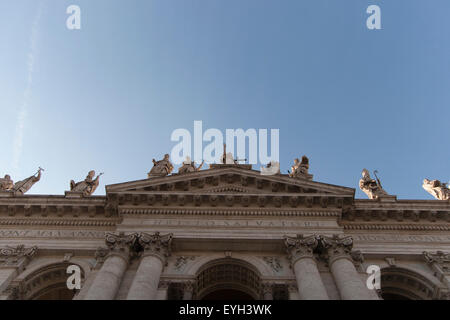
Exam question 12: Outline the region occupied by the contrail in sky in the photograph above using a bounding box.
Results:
[12,2,44,171]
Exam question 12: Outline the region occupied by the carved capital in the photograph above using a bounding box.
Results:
[138,232,173,263]
[284,234,319,264]
[0,245,37,268]
[320,235,354,264]
[102,232,138,261]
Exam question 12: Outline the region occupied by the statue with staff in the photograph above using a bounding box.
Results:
[359,169,388,199]
[70,170,103,196]
[0,167,44,195]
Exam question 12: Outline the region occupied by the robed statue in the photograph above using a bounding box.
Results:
[70,170,103,196]
[423,179,449,200]
[359,169,388,199]
[289,156,312,179]
[13,168,43,195]
[148,154,174,178]
[0,168,43,194]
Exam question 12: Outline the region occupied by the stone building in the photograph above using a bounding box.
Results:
[0,160,449,300]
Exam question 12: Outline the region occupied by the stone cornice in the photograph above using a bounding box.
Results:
[0,218,119,227]
[111,192,351,210]
[0,195,118,220]
[343,224,450,231]
[106,167,355,195]
[119,207,341,217]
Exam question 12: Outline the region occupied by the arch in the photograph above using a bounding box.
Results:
[380,267,438,300]
[20,262,85,300]
[194,258,262,300]
[184,253,273,276]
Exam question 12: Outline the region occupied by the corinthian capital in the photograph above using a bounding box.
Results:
[102,232,138,261]
[138,232,173,262]
[284,234,319,263]
[320,235,354,263]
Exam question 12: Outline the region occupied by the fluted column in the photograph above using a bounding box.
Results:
[321,235,373,300]
[285,235,329,300]
[126,232,173,300]
[84,233,136,300]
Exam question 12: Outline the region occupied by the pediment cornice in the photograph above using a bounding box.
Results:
[105,167,355,196]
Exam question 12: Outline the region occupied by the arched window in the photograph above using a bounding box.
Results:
[380,267,436,300]
[194,258,262,300]
[20,263,84,300]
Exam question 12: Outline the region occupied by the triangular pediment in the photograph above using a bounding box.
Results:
[105,166,355,196]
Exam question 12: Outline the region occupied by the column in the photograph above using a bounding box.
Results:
[126,232,173,300]
[0,245,37,300]
[261,282,273,300]
[285,235,329,300]
[182,281,194,300]
[84,233,136,300]
[321,235,374,300]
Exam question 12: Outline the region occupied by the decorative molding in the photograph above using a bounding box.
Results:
[0,245,37,268]
[174,256,197,271]
[120,208,341,217]
[262,256,283,273]
[423,251,450,274]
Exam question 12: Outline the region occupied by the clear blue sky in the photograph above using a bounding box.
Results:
[0,0,449,199]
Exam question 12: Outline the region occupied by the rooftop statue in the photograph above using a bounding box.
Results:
[359,169,388,199]
[423,179,449,200]
[148,154,174,178]
[70,170,103,196]
[178,156,204,174]
[289,156,312,179]
[0,175,14,192]
[261,161,280,175]
[12,168,43,195]
[0,168,43,195]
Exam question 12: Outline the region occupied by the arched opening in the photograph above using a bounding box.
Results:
[194,258,262,300]
[21,263,84,300]
[380,267,436,300]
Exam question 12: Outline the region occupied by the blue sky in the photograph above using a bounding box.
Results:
[0,0,449,199]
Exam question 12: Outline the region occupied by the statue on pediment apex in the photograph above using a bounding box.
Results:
[178,156,204,174]
[423,179,449,200]
[70,170,103,196]
[289,156,312,179]
[148,154,174,178]
[359,169,388,199]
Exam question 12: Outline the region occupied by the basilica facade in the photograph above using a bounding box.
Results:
[0,158,449,300]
